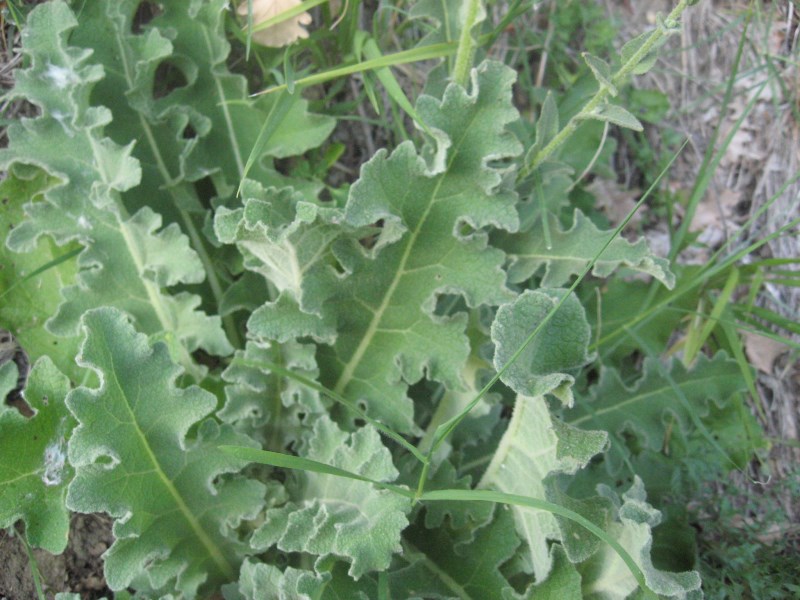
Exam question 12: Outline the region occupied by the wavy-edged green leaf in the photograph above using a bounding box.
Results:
[566,353,749,474]
[224,61,521,433]
[0,357,73,553]
[0,172,83,383]
[392,506,519,598]
[503,546,582,600]
[251,416,411,579]
[65,308,264,597]
[315,60,522,432]
[229,559,329,600]
[219,340,324,446]
[479,394,607,582]
[501,210,675,288]
[214,180,341,344]
[67,0,334,213]
[0,2,231,378]
[580,479,702,600]
[491,289,593,406]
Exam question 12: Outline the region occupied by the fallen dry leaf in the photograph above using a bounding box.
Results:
[238,0,312,48]
[742,330,788,374]
[586,178,643,228]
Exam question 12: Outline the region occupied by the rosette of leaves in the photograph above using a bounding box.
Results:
[220,60,522,434]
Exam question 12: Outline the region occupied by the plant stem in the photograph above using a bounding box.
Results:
[452,0,484,86]
[175,201,242,350]
[520,0,691,178]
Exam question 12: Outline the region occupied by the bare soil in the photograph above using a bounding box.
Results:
[0,515,113,600]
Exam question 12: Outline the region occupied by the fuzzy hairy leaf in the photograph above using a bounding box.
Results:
[504,546,582,600]
[566,353,749,474]
[214,180,341,344]
[587,104,644,132]
[479,394,607,582]
[67,0,334,214]
[228,560,328,600]
[0,358,73,553]
[501,210,674,288]
[251,416,411,579]
[219,339,325,446]
[0,2,231,377]
[65,308,264,597]
[583,53,616,95]
[620,31,671,77]
[316,60,522,432]
[580,479,701,600]
[228,61,521,433]
[0,173,83,382]
[393,507,520,597]
[491,289,593,406]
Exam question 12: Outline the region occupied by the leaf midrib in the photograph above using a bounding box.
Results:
[110,18,231,365]
[104,338,235,581]
[332,170,447,396]
[568,371,730,426]
[332,108,481,397]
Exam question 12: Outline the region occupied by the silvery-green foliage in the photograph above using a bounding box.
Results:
[0,1,750,598]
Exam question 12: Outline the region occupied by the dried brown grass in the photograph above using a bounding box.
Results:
[611,0,800,523]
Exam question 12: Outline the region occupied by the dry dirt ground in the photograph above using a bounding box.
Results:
[1,0,798,598]
[1,515,113,599]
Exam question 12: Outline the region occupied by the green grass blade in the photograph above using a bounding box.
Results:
[737,304,800,335]
[419,488,657,600]
[283,47,296,94]
[766,436,800,450]
[659,306,800,351]
[683,267,739,364]
[219,445,415,499]
[597,205,800,357]
[20,532,47,600]
[480,0,530,48]
[719,319,767,423]
[237,89,295,194]
[0,246,82,301]
[428,140,687,457]
[669,8,753,260]
[361,37,433,138]
[244,0,253,59]
[252,43,456,96]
